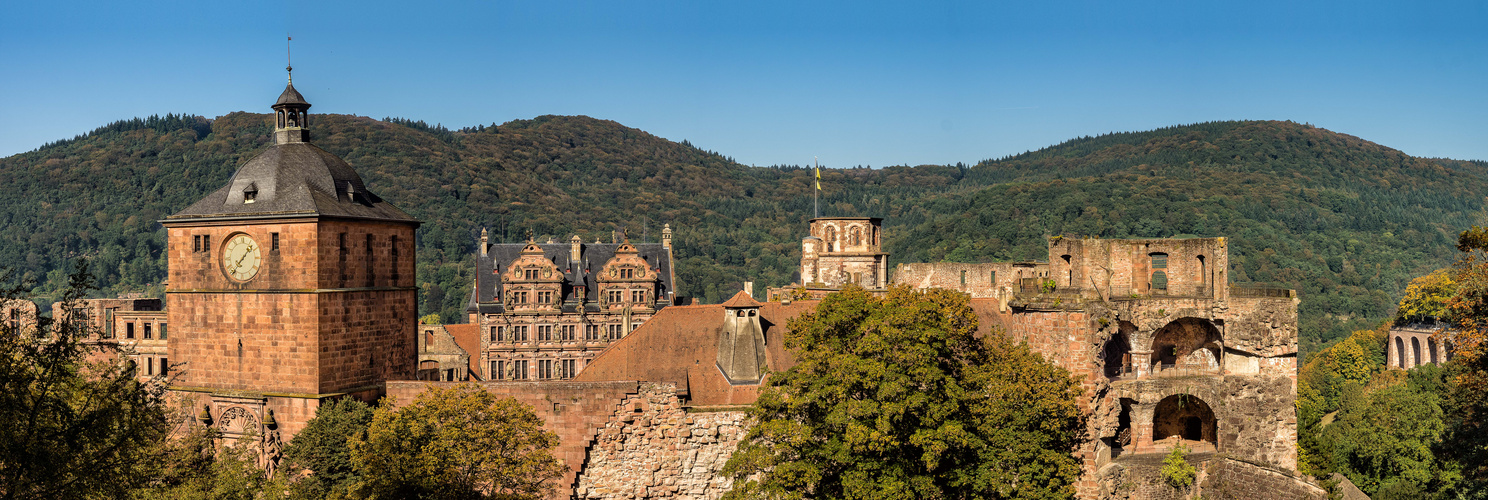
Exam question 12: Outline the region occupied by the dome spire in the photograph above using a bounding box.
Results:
[286,36,293,84]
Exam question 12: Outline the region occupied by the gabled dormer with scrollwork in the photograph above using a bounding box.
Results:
[596,241,659,310]
[502,240,564,313]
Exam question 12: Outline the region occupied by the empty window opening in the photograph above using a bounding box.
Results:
[143,323,152,339]
[125,322,135,339]
[1396,336,1406,368]
[160,357,168,376]
[960,270,967,286]
[1430,338,1439,364]
[159,323,166,340]
[270,233,279,252]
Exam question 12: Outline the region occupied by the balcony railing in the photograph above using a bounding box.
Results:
[1153,362,1221,378]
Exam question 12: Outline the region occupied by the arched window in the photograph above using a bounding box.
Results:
[848,226,861,246]
[823,226,837,252]
[1429,337,1439,364]
[1396,336,1406,368]
[1153,394,1217,447]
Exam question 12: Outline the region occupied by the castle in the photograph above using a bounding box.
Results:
[63,74,1310,499]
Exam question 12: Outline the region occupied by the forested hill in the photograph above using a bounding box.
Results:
[2,115,1485,355]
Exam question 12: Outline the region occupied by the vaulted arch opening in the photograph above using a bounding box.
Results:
[1412,337,1422,367]
[1396,336,1406,368]
[1150,317,1221,374]
[1153,394,1217,450]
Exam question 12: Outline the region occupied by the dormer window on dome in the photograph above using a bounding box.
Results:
[243,183,258,204]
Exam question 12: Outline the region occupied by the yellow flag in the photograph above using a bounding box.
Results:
[815,166,821,190]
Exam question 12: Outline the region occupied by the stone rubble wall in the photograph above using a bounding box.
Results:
[1098,455,1325,500]
[576,383,749,499]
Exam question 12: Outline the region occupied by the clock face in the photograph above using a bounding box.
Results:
[222,234,262,281]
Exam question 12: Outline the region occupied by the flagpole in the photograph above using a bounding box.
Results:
[814,156,819,219]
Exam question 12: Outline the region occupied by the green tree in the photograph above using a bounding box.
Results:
[349,384,565,500]
[722,285,1084,499]
[0,261,172,500]
[281,397,374,498]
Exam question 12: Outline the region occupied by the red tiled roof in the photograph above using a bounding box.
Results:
[444,324,483,379]
[720,290,763,308]
[575,300,818,406]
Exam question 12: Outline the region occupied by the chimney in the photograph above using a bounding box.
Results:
[570,235,582,262]
[744,281,754,297]
[661,223,673,249]
[480,228,489,256]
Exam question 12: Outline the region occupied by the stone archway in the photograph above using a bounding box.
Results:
[1102,324,1135,379]
[1152,394,1217,451]
[1150,317,1222,374]
[1396,336,1406,368]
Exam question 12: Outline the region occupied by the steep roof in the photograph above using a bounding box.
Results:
[720,290,763,308]
[443,324,483,379]
[574,300,817,406]
[467,241,674,313]
[166,142,417,223]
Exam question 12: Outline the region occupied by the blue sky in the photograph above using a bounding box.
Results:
[2,1,1484,167]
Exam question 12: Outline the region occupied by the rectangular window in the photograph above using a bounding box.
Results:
[390,235,400,281]
[607,290,622,303]
[584,324,599,341]
[561,359,576,379]
[159,323,167,340]
[192,235,201,253]
[538,359,554,380]
[960,270,967,285]
[271,233,280,253]
[492,360,505,380]
[203,236,210,253]
[146,357,154,376]
[607,324,622,340]
[143,323,152,339]
[633,323,642,332]
[631,290,645,303]
[125,322,135,339]
[620,268,634,279]
[561,325,575,341]
[491,326,503,342]
[513,360,528,380]
[160,357,168,376]
[339,233,347,261]
[514,325,528,342]
[538,291,553,304]
[990,271,996,286]
[537,325,553,341]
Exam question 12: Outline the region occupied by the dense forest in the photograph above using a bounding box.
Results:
[2,114,1485,356]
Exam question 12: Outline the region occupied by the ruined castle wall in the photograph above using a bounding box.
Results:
[576,383,748,499]
[1097,455,1323,500]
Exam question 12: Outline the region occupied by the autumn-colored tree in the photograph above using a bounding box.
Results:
[1397,269,1457,325]
[1442,226,1488,492]
[349,385,565,500]
[722,285,1084,500]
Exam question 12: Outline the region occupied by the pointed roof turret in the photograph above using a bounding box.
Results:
[721,290,763,309]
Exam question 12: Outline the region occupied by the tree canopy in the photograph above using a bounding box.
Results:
[0,261,172,500]
[349,384,565,500]
[722,285,1084,499]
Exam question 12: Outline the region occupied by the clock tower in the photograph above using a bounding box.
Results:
[162,71,420,438]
